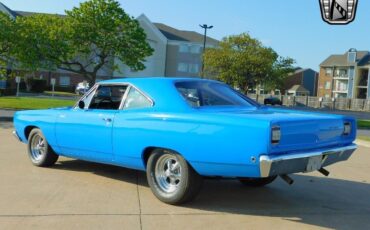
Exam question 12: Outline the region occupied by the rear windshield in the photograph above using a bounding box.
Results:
[175,81,256,107]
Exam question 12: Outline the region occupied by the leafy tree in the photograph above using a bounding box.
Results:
[0,12,16,76]
[203,33,294,93]
[15,0,153,84]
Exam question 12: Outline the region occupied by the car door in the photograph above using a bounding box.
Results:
[112,86,154,169]
[55,84,128,163]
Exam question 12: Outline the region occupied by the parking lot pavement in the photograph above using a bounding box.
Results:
[1,125,370,230]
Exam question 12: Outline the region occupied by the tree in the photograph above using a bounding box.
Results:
[203,33,294,93]
[15,0,153,84]
[0,12,16,76]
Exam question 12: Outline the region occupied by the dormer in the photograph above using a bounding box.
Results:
[347,48,357,63]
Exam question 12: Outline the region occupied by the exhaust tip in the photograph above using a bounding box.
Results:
[318,168,330,177]
[280,174,294,185]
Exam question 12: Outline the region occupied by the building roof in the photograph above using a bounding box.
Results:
[0,2,18,18]
[293,68,317,74]
[154,23,219,45]
[320,51,369,67]
[358,55,370,66]
[288,85,309,93]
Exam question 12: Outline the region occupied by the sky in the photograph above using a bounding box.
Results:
[1,0,370,71]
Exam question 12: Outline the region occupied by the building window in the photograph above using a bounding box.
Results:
[325,68,332,76]
[335,69,347,78]
[348,52,356,63]
[324,81,331,90]
[59,76,70,86]
[324,94,330,98]
[189,64,200,73]
[178,63,188,72]
[179,45,189,53]
[190,45,201,54]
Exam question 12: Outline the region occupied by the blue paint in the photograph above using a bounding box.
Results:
[13,78,357,178]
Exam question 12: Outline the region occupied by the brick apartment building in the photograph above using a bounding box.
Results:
[282,68,318,96]
[318,49,370,99]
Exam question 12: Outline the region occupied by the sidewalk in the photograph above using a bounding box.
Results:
[0,109,15,122]
[358,129,370,137]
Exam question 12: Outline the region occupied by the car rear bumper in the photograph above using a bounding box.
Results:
[259,144,357,177]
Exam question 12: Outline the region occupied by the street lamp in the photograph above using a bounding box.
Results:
[199,24,213,78]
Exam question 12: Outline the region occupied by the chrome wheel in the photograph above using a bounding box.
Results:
[30,134,46,162]
[154,154,182,193]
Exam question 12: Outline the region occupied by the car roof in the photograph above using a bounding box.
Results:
[98,77,220,111]
[99,77,218,85]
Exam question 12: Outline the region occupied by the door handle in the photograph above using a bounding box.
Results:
[102,118,112,122]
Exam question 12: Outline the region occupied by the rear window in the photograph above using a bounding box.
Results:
[175,81,255,107]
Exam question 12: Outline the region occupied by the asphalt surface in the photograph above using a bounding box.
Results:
[0,124,370,229]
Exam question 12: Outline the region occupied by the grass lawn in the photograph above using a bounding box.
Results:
[357,120,370,130]
[0,97,75,110]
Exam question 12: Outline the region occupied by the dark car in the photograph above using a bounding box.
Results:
[264,96,283,106]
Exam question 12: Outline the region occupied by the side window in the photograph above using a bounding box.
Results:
[177,87,200,107]
[123,87,152,109]
[88,85,128,110]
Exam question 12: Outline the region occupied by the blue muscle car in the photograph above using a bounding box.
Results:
[13,77,357,204]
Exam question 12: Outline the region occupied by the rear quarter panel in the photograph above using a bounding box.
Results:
[112,110,271,177]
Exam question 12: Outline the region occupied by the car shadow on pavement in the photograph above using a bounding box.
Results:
[53,159,370,229]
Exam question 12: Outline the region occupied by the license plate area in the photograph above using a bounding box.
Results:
[305,155,323,172]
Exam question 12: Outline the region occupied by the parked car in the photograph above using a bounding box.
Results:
[75,82,90,95]
[264,96,283,106]
[13,78,357,204]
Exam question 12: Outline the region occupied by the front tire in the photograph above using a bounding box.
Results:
[239,176,277,187]
[146,149,203,205]
[28,128,59,167]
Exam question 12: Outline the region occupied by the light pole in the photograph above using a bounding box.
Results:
[200,24,213,78]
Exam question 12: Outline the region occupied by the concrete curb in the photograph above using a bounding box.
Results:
[355,139,370,148]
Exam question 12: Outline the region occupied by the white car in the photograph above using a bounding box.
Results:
[75,82,90,95]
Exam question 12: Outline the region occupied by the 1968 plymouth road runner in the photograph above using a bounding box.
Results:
[13,78,357,204]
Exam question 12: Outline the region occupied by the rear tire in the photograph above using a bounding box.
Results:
[146,149,203,205]
[27,128,59,167]
[239,176,277,187]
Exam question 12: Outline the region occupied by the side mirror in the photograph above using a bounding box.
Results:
[78,101,85,109]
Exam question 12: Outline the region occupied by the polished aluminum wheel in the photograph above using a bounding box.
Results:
[30,134,46,162]
[154,154,182,193]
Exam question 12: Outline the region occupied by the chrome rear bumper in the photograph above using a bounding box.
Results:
[260,144,357,177]
[12,130,22,142]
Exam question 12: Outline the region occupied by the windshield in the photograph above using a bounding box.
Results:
[175,81,257,108]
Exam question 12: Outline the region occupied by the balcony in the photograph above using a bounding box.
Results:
[333,74,349,80]
[333,89,348,93]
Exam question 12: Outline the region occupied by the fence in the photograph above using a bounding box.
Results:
[247,94,370,112]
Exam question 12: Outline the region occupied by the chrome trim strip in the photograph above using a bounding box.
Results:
[12,130,22,142]
[260,144,357,177]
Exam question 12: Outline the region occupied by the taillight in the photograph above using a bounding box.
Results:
[343,122,351,136]
[271,126,281,144]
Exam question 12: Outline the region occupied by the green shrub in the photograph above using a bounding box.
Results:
[0,88,16,96]
[30,79,47,93]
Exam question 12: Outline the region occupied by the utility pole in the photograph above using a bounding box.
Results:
[200,24,213,78]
